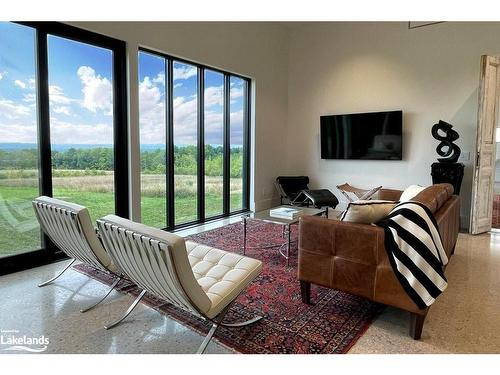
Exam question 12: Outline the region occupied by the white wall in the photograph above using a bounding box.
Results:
[286,22,500,228]
[69,22,289,220]
[65,21,500,229]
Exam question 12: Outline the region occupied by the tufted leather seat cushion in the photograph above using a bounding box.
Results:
[411,183,454,214]
[185,241,262,318]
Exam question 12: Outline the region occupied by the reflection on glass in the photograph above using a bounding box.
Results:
[173,61,198,224]
[139,51,167,228]
[47,35,115,223]
[229,76,246,212]
[204,70,224,218]
[0,22,41,257]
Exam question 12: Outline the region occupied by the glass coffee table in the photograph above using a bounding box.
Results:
[241,205,329,266]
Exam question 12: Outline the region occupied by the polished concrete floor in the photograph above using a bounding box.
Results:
[350,231,500,353]
[1,223,500,354]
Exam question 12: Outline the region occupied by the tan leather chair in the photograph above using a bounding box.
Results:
[96,214,263,354]
[32,196,125,313]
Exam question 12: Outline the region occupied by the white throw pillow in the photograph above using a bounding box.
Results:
[340,200,397,224]
[399,185,426,202]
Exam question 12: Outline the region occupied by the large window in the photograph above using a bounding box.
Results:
[139,49,251,230]
[229,76,248,212]
[173,61,199,225]
[0,23,40,258]
[47,35,117,223]
[204,70,224,218]
[0,22,128,274]
[138,52,167,228]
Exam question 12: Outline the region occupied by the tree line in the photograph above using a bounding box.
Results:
[0,145,243,178]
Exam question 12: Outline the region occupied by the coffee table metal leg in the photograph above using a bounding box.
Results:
[243,216,247,255]
[286,223,291,267]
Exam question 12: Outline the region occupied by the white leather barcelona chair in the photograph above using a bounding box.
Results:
[96,214,263,354]
[32,196,125,313]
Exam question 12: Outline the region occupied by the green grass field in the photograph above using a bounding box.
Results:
[0,172,242,257]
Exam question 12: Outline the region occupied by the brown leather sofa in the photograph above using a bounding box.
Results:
[298,184,459,339]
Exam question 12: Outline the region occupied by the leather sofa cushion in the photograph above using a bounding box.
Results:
[411,183,454,214]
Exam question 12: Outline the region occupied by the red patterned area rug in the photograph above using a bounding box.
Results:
[73,220,383,354]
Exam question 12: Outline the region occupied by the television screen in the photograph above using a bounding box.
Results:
[320,110,402,160]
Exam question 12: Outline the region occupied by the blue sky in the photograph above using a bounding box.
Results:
[0,22,114,144]
[0,22,38,144]
[0,22,245,147]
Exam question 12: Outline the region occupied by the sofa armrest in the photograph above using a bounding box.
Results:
[298,216,386,260]
[298,216,389,299]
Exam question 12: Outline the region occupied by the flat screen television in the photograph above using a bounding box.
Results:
[320,110,403,160]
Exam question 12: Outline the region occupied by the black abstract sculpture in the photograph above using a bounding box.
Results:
[430,120,464,195]
[431,120,461,163]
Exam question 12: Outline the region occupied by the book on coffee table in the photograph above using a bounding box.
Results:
[269,207,304,220]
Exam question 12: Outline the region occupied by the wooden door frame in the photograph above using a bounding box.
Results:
[470,55,500,234]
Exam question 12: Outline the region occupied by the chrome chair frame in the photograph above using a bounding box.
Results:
[97,216,263,354]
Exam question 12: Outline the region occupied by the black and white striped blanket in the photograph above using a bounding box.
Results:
[376,201,448,309]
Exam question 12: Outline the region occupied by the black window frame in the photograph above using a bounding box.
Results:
[0,22,129,275]
[139,47,251,231]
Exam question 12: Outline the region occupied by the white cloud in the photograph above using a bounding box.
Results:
[77,66,112,114]
[230,85,244,102]
[173,83,183,89]
[0,72,3,80]
[204,111,224,145]
[139,75,166,144]
[0,122,37,143]
[49,118,113,144]
[229,109,244,144]
[49,85,72,105]
[153,73,165,86]
[0,97,37,142]
[138,74,244,146]
[53,106,71,116]
[23,93,36,103]
[204,85,223,107]
[0,99,31,119]
[173,64,197,81]
[139,71,199,145]
[172,96,198,145]
[14,80,26,89]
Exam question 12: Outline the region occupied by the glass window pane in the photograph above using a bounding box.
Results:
[204,70,224,218]
[173,61,198,225]
[139,51,167,228]
[47,35,115,223]
[0,22,41,257]
[229,76,246,212]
